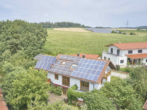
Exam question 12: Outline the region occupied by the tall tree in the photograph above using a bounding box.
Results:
[101,77,143,110]
[0,20,47,59]
[127,67,147,102]
[1,68,49,110]
[83,89,116,110]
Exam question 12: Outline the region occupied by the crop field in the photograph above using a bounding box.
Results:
[54,28,89,32]
[117,30,147,36]
[43,29,147,56]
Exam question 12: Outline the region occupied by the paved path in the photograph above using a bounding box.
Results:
[48,92,67,103]
[111,71,129,79]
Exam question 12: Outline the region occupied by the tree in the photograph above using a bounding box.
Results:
[1,68,49,110]
[127,67,147,102]
[0,20,47,59]
[82,89,116,110]
[28,100,68,110]
[101,77,143,110]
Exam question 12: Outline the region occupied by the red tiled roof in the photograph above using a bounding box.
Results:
[0,89,8,110]
[126,53,147,59]
[106,42,147,50]
[71,53,100,60]
[143,100,147,109]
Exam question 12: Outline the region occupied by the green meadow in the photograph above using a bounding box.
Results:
[43,29,147,56]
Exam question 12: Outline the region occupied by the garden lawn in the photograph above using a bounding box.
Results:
[43,29,146,56]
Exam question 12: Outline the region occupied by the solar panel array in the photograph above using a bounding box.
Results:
[71,59,106,81]
[59,55,81,64]
[48,55,82,75]
[49,60,74,76]
[35,55,57,71]
[34,54,107,82]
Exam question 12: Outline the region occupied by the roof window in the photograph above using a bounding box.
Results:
[61,61,66,65]
[70,64,77,69]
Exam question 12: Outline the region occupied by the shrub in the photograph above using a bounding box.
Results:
[49,85,56,93]
[116,65,120,71]
[130,32,136,35]
[119,67,131,73]
[67,85,84,105]
[55,86,62,96]
[83,89,116,110]
[111,30,115,33]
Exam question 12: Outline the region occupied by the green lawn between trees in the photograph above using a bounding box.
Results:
[43,29,147,56]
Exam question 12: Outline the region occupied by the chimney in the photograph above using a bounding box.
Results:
[83,55,85,58]
[77,53,79,56]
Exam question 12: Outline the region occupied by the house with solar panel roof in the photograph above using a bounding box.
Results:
[34,53,115,95]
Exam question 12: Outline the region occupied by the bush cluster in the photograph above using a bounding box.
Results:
[130,32,136,35]
[67,84,84,105]
[49,84,62,96]
[119,67,132,73]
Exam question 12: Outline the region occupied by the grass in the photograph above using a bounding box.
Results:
[43,29,147,56]
[117,29,147,36]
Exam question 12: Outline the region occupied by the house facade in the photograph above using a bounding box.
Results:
[34,53,115,95]
[102,42,147,67]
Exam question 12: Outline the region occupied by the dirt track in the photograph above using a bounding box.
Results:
[54,28,89,32]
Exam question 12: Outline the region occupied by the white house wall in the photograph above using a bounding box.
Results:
[102,52,118,65]
[70,78,80,90]
[143,58,147,64]
[122,49,147,56]
[107,75,111,82]
[47,72,62,86]
[47,72,104,91]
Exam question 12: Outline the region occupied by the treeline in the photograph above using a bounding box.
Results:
[38,22,91,28]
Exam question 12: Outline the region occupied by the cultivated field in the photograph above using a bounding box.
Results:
[54,28,89,32]
[43,29,147,56]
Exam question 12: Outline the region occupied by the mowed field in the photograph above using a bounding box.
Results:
[54,28,89,32]
[43,28,147,56]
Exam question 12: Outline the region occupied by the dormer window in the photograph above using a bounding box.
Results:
[70,64,77,69]
[61,61,66,65]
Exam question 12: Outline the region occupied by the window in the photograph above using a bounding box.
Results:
[128,50,132,54]
[104,57,106,60]
[117,49,120,55]
[138,50,142,53]
[70,64,77,69]
[62,76,70,86]
[55,74,58,80]
[108,58,110,60]
[146,59,147,62]
[110,48,113,54]
[120,60,124,64]
[61,61,66,65]
[80,81,89,91]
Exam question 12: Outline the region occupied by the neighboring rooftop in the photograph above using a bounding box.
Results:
[127,53,147,59]
[71,53,100,60]
[106,42,147,50]
[0,89,8,110]
[143,100,147,109]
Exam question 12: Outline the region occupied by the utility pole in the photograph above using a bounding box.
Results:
[125,20,129,34]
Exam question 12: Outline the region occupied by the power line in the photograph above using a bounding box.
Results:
[126,20,129,28]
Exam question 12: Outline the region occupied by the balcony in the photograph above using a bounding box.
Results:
[103,52,121,57]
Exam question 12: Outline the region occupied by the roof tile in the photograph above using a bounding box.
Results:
[106,42,147,50]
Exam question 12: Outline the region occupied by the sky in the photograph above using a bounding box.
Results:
[0,0,147,27]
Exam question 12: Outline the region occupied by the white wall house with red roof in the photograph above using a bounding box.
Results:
[102,42,147,67]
